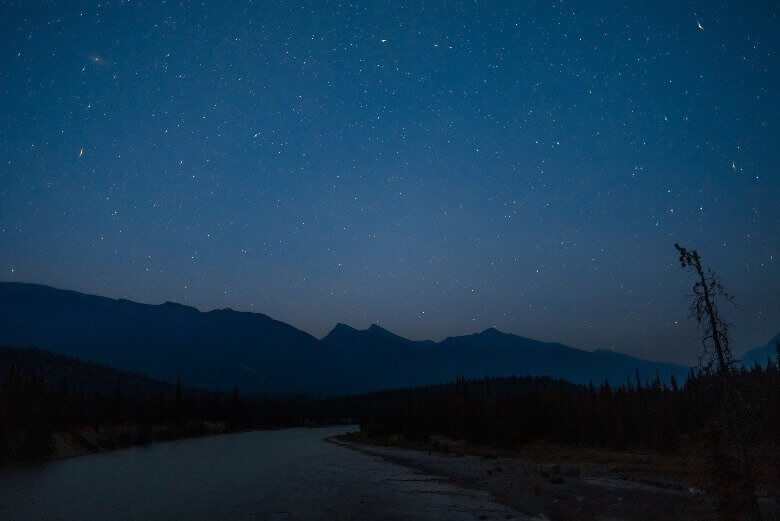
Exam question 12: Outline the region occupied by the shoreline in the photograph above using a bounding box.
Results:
[330,432,779,521]
[2,421,354,468]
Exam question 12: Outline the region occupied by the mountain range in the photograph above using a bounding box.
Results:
[741,333,779,368]
[0,281,739,395]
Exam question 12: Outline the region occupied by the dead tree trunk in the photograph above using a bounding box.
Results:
[674,243,762,520]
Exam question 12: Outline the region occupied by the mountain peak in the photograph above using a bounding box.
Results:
[366,323,411,342]
[334,322,358,332]
[325,323,396,339]
[322,322,360,342]
[159,301,198,313]
[367,323,390,334]
[478,327,505,337]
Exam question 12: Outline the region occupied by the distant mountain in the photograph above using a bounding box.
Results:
[321,323,439,391]
[0,282,692,394]
[433,327,687,387]
[0,344,173,397]
[0,282,334,394]
[741,334,779,368]
[319,324,690,389]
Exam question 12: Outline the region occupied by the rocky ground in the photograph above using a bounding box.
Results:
[332,433,778,521]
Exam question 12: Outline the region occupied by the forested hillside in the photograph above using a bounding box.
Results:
[357,364,779,453]
[0,346,348,463]
[3,343,777,476]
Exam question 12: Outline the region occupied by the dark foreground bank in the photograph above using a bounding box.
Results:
[334,432,779,521]
[348,365,779,520]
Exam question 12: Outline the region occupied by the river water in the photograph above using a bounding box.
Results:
[0,426,520,520]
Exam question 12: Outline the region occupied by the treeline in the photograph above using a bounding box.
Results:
[3,343,778,465]
[0,346,351,463]
[357,362,779,453]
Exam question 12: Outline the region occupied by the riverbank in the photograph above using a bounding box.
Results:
[332,432,779,520]
[1,421,231,465]
[2,421,347,466]
[52,421,230,460]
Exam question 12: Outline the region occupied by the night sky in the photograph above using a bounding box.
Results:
[1,1,777,364]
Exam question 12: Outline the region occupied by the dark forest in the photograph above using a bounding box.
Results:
[3,344,777,462]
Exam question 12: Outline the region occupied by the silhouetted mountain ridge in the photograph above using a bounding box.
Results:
[0,281,694,394]
[741,334,779,368]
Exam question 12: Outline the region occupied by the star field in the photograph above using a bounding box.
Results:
[1,1,777,364]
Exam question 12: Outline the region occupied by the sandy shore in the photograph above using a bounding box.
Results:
[330,434,777,521]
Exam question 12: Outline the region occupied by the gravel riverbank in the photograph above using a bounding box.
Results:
[330,434,758,520]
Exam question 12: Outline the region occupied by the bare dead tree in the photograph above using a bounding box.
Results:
[674,243,762,520]
[674,244,736,373]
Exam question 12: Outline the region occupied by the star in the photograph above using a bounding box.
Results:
[89,53,107,66]
[1,1,774,364]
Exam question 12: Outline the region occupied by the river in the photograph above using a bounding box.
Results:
[0,426,520,520]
